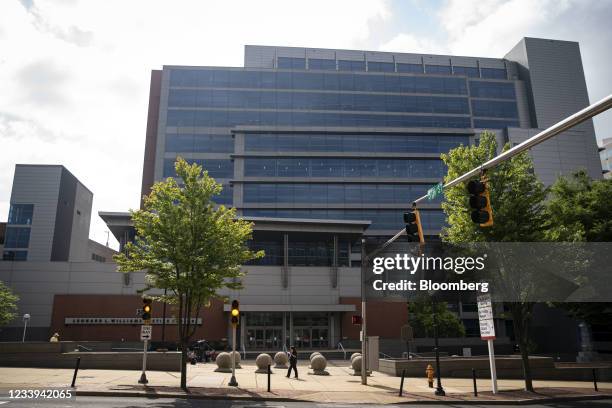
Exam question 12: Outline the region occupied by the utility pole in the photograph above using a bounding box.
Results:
[360,238,368,385]
[229,300,240,387]
[432,297,445,396]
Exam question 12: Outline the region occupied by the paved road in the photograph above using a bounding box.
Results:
[1,396,612,408]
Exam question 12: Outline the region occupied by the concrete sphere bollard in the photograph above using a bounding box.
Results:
[231,350,242,368]
[351,355,362,375]
[255,353,273,373]
[350,352,361,363]
[274,351,288,368]
[310,354,329,375]
[309,351,321,361]
[214,352,232,372]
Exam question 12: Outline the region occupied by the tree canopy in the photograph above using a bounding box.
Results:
[115,157,263,388]
[0,281,19,327]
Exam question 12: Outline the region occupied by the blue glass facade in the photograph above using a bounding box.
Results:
[160,55,521,234]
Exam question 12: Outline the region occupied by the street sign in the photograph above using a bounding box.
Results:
[426,183,444,200]
[479,319,496,339]
[477,293,495,340]
[401,324,414,341]
[140,325,152,341]
[476,293,498,394]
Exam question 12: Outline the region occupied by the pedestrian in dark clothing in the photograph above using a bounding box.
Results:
[286,346,298,378]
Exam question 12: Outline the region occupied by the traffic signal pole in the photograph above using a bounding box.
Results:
[360,238,368,385]
[139,339,148,384]
[369,93,612,255]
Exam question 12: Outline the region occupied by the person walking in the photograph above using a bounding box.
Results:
[286,346,298,379]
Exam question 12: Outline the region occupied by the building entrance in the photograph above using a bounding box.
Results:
[292,312,330,349]
[244,311,331,350]
[245,312,284,350]
[246,327,283,349]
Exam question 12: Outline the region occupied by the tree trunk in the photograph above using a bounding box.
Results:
[519,338,533,391]
[510,304,534,392]
[180,343,188,390]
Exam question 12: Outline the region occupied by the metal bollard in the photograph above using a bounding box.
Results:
[593,368,598,391]
[71,357,81,388]
[472,368,477,397]
[267,364,271,392]
[399,369,406,396]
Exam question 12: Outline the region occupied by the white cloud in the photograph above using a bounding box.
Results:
[380,0,612,141]
[0,0,391,249]
[380,33,447,55]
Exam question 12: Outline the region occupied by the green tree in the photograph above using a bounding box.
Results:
[0,281,19,327]
[408,300,465,338]
[440,131,547,391]
[544,170,612,242]
[115,158,263,389]
[544,171,612,340]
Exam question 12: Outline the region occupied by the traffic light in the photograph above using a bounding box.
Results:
[403,208,425,244]
[142,298,152,322]
[467,178,494,227]
[230,300,239,325]
[351,315,362,325]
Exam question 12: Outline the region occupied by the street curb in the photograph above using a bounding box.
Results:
[395,394,612,405]
[75,390,309,403]
[75,390,612,405]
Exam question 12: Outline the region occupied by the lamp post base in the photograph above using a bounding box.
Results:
[229,375,238,386]
[138,373,148,384]
[435,386,445,396]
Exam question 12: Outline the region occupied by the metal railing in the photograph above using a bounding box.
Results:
[337,342,347,360]
[75,344,92,352]
[241,344,246,360]
[379,351,392,359]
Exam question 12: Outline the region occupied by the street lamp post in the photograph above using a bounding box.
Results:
[432,297,445,396]
[22,313,30,342]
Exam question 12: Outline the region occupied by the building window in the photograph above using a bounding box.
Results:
[308,58,336,71]
[163,159,233,179]
[4,227,31,249]
[425,65,452,75]
[338,60,366,72]
[453,66,479,78]
[2,250,27,261]
[91,253,106,263]
[473,118,519,129]
[480,67,507,79]
[396,63,423,73]
[471,100,518,118]
[469,81,515,99]
[277,57,306,69]
[8,204,34,225]
[367,61,395,72]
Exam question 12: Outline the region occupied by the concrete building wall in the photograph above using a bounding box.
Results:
[9,165,62,261]
[505,38,602,181]
[67,181,93,261]
[0,261,145,334]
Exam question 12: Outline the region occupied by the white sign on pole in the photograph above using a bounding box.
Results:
[477,293,498,394]
[477,294,496,340]
[140,325,152,341]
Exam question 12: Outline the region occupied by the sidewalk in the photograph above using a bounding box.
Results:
[0,360,610,404]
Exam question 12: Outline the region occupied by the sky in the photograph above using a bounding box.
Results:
[1,0,611,250]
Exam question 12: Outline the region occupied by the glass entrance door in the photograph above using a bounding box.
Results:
[292,312,330,349]
[245,312,284,350]
[247,327,283,349]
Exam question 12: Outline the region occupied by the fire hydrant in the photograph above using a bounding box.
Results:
[426,364,435,388]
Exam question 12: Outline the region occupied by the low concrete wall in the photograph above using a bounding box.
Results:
[0,342,180,371]
[379,356,612,381]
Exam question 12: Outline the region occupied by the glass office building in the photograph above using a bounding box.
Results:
[143,45,533,238]
[139,41,602,350]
